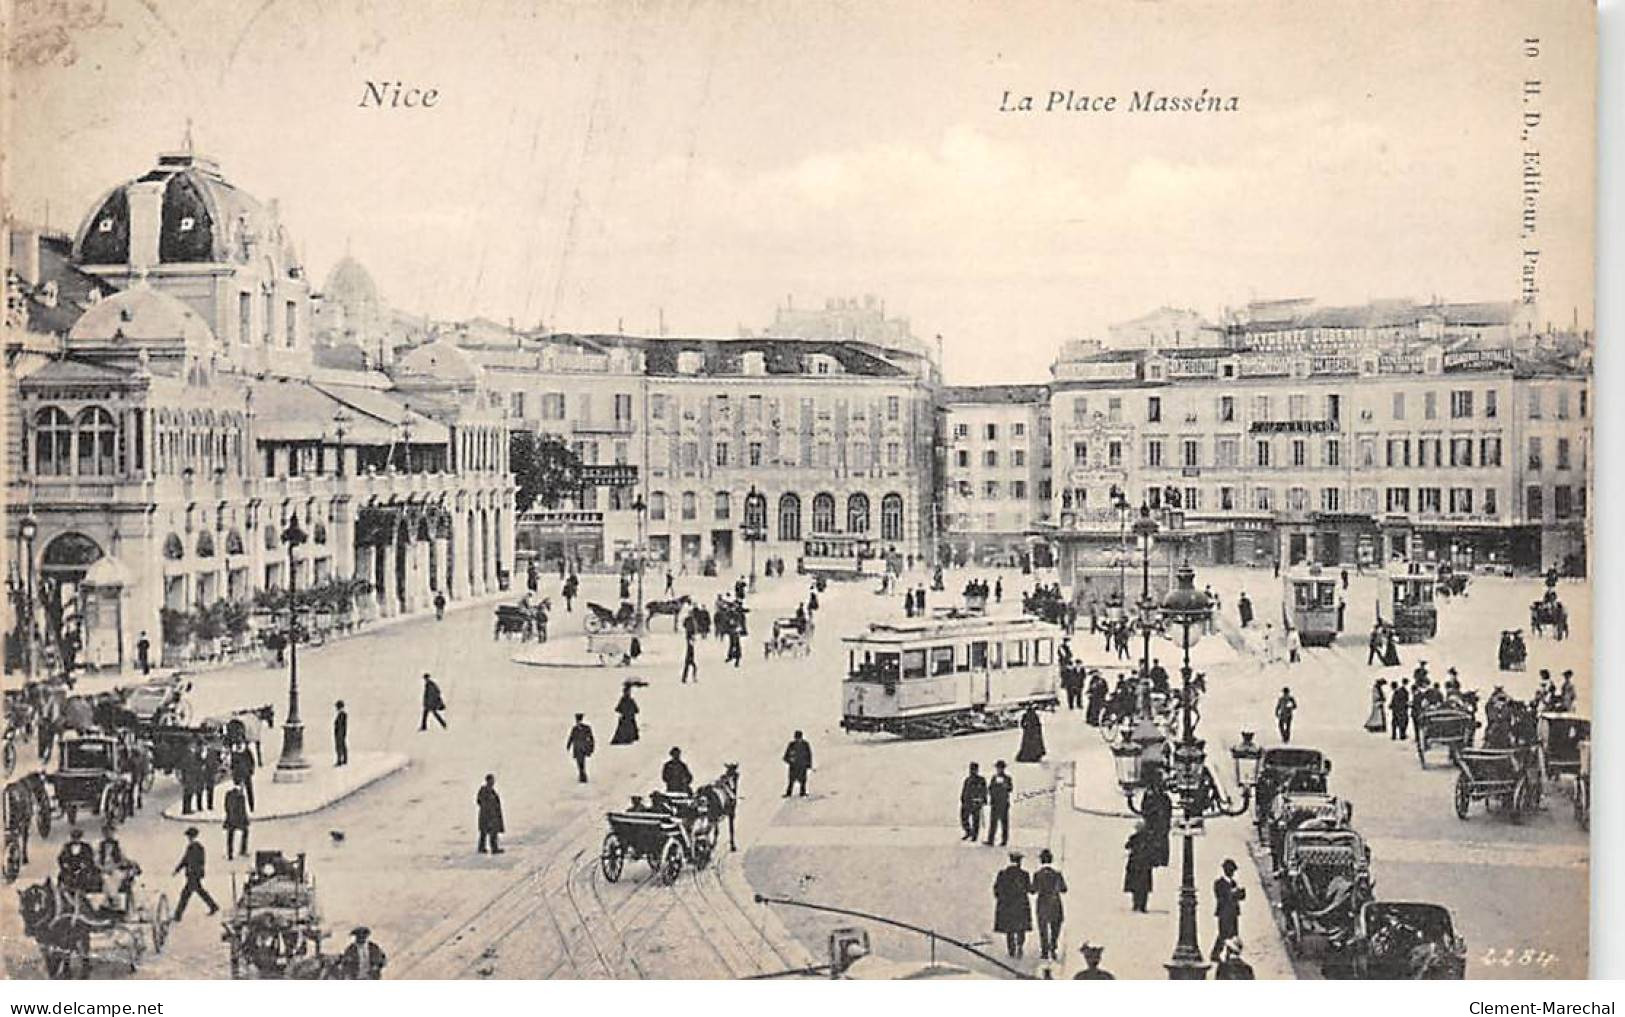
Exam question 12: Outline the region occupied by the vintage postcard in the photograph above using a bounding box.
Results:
[1,0,1595,982]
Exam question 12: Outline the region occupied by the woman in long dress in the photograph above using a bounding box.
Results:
[1015,705,1046,762]
[1365,679,1388,733]
[611,683,640,745]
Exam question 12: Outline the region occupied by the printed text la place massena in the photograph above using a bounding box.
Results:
[999,89,1239,113]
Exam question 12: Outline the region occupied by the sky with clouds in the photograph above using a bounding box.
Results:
[8,0,1595,382]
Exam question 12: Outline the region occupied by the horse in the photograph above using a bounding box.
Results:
[224,705,276,766]
[698,763,741,852]
[18,880,95,978]
[5,778,37,877]
[645,595,692,631]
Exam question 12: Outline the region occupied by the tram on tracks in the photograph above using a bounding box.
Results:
[1381,562,1439,643]
[840,614,1059,738]
[802,536,887,581]
[1284,564,1341,646]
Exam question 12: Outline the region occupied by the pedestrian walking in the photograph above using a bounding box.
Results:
[230,745,257,811]
[476,774,504,854]
[985,760,1013,846]
[1085,671,1108,726]
[172,826,219,920]
[612,682,641,744]
[1238,592,1253,628]
[1139,774,1172,868]
[1032,848,1067,961]
[1210,858,1246,960]
[726,628,742,668]
[959,762,987,842]
[681,631,699,684]
[1340,568,1350,591]
[1074,941,1114,979]
[1382,629,1401,667]
[566,714,595,783]
[223,782,250,860]
[1123,821,1156,913]
[420,673,448,730]
[1336,598,1346,632]
[662,747,694,794]
[434,591,446,621]
[665,571,675,596]
[1062,664,1083,711]
[782,730,813,797]
[1015,705,1046,763]
[1365,680,1388,733]
[333,701,348,766]
[340,927,387,979]
[1286,625,1302,664]
[1367,624,1384,666]
[563,573,578,612]
[136,631,152,675]
[995,578,1003,604]
[1275,687,1298,742]
[993,851,1033,959]
[1391,680,1411,740]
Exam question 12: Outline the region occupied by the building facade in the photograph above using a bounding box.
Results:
[940,385,1053,566]
[1043,326,1590,584]
[5,149,514,674]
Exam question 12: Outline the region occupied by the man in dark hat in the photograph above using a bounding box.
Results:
[1210,858,1246,960]
[1390,680,1410,740]
[1275,687,1298,743]
[1074,941,1114,979]
[231,741,257,810]
[172,826,218,919]
[1558,670,1578,711]
[985,760,1014,847]
[333,700,349,767]
[339,926,387,979]
[992,851,1033,958]
[566,713,595,783]
[57,827,98,896]
[420,673,447,731]
[782,730,813,797]
[959,762,987,842]
[662,747,693,794]
[476,774,505,854]
[1032,848,1068,961]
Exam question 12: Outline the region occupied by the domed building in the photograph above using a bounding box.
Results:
[6,148,516,678]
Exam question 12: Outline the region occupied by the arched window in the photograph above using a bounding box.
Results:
[848,492,871,533]
[33,407,72,476]
[744,491,768,535]
[74,407,118,477]
[811,493,836,533]
[163,533,185,560]
[778,493,802,542]
[881,493,905,542]
[196,531,216,558]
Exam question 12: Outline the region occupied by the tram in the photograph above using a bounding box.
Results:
[1284,564,1341,646]
[1382,562,1438,643]
[840,614,1059,738]
[802,536,886,580]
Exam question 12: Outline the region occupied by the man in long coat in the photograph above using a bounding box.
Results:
[1085,671,1109,726]
[662,747,694,794]
[566,714,595,783]
[992,852,1033,958]
[421,674,448,731]
[782,730,813,797]
[172,826,218,920]
[985,761,1014,847]
[1123,822,1155,913]
[476,774,504,854]
[959,762,987,842]
[1210,858,1246,960]
[1030,848,1068,961]
[1138,774,1173,869]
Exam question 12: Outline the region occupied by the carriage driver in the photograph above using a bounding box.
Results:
[57,827,101,899]
[96,823,140,913]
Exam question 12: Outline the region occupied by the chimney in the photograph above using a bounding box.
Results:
[10,226,41,286]
[127,180,165,274]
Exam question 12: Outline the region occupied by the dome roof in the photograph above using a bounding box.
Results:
[67,283,216,347]
[73,151,300,270]
[395,337,480,382]
[324,256,380,308]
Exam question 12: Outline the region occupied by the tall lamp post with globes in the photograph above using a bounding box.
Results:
[16,516,39,680]
[744,485,764,590]
[274,514,311,783]
[631,495,647,627]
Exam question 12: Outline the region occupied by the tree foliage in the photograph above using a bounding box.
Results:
[510,432,584,514]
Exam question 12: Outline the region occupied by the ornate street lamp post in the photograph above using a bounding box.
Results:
[333,410,351,478]
[631,495,647,628]
[18,516,38,681]
[274,515,311,783]
[1156,562,1263,979]
[745,485,763,590]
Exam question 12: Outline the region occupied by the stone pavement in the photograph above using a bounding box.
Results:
[160,751,410,821]
[1050,732,1294,980]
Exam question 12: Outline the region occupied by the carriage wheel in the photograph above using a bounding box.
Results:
[100,786,125,826]
[694,824,718,869]
[1453,775,1470,820]
[659,840,683,885]
[3,838,20,882]
[153,894,171,953]
[174,702,193,726]
[600,834,624,883]
[585,614,604,634]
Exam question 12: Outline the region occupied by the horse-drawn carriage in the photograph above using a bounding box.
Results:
[1497,630,1528,671]
[16,868,170,977]
[1453,746,1543,822]
[1539,712,1590,828]
[1436,564,1470,598]
[223,851,329,978]
[601,794,721,886]
[1279,827,1373,956]
[1343,902,1467,979]
[1265,791,1353,873]
[1529,595,1569,639]
[493,598,550,641]
[1252,746,1332,829]
[120,676,193,727]
[585,600,642,634]
[1415,706,1477,767]
[764,618,812,659]
[38,733,137,831]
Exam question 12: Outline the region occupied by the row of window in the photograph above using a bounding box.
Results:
[1526,437,1579,471]
[1130,435,1511,471]
[952,479,1035,500]
[950,421,1030,440]
[31,406,251,480]
[644,490,906,542]
[651,439,905,471]
[650,393,904,423]
[515,391,635,423]
[236,291,299,349]
[954,448,1031,468]
[1086,386,1586,426]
